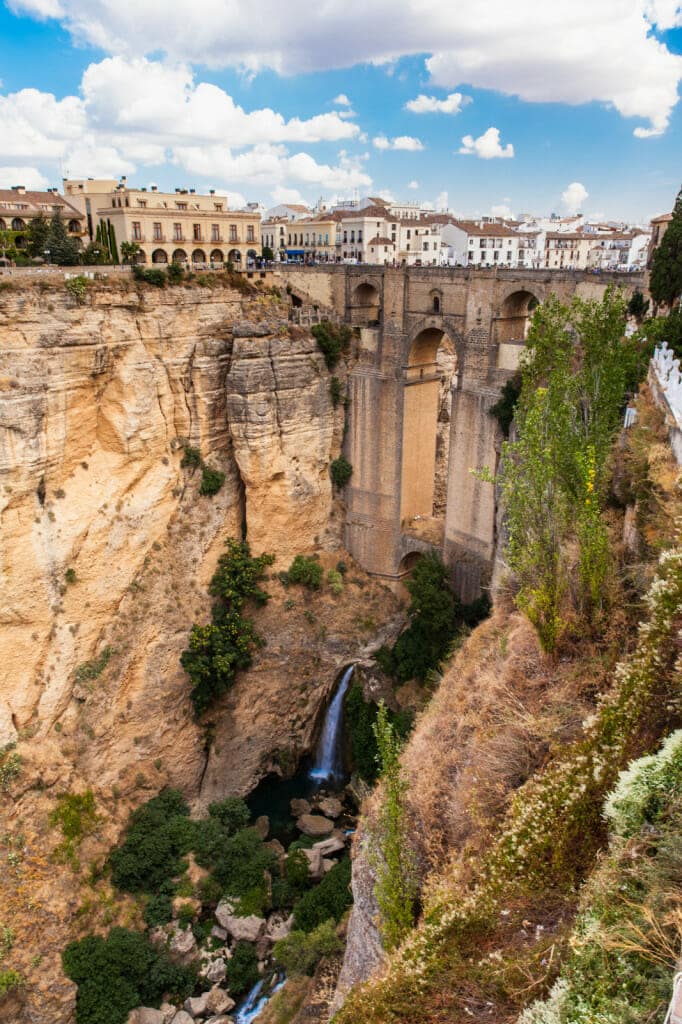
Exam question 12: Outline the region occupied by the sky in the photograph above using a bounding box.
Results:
[0,1,681,222]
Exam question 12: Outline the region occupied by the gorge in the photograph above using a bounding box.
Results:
[1,264,679,1024]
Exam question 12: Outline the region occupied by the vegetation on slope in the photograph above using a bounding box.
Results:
[335,290,682,1024]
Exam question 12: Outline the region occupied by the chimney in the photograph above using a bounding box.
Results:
[209,189,215,195]
[189,188,195,194]
[151,185,158,192]
[11,185,26,194]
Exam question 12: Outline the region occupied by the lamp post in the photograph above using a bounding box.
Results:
[44,249,50,265]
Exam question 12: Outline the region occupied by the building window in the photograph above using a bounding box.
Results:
[507,251,512,261]
[350,230,355,243]
[176,202,188,210]
[214,203,223,211]
[229,225,238,241]
[247,225,255,242]
[173,223,182,241]
[494,250,499,261]
[211,224,220,241]
[193,224,202,241]
[423,242,429,251]
[407,230,411,239]
[132,221,142,240]
[358,231,362,243]
[137,199,147,208]
[343,231,348,243]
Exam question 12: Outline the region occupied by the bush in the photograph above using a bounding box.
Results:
[181,539,274,716]
[65,276,89,305]
[199,466,225,496]
[181,445,202,469]
[489,373,521,438]
[604,729,682,838]
[292,857,352,933]
[62,927,195,1024]
[345,684,413,783]
[108,789,194,893]
[283,555,323,590]
[207,797,250,835]
[0,970,23,996]
[312,320,352,370]
[225,941,259,997]
[330,456,353,489]
[50,791,99,865]
[204,828,277,909]
[167,261,184,284]
[392,552,458,682]
[132,265,166,288]
[329,376,343,407]
[273,919,342,976]
[327,569,344,595]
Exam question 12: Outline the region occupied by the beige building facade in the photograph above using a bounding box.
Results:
[63,179,261,266]
[0,186,85,254]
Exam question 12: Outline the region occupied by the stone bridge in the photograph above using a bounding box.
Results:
[276,264,645,600]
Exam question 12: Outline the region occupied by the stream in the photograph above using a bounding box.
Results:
[239,665,356,1020]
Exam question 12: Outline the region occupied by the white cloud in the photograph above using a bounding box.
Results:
[7,1,681,136]
[0,165,50,189]
[491,202,515,219]
[270,185,307,205]
[408,179,419,189]
[459,126,514,159]
[0,57,370,197]
[405,92,470,114]
[435,190,449,211]
[373,134,424,151]
[561,181,589,214]
[333,93,351,106]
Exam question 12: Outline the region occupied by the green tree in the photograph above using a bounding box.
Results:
[392,552,458,681]
[108,221,120,264]
[94,222,110,260]
[262,245,274,261]
[370,704,417,951]
[650,184,682,307]
[47,213,80,265]
[120,241,141,264]
[26,212,50,259]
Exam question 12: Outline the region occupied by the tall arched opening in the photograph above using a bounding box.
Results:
[497,289,540,343]
[351,282,381,325]
[400,327,458,535]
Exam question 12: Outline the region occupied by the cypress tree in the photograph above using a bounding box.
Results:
[26,212,50,259]
[108,221,120,264]
[650,184,682,308]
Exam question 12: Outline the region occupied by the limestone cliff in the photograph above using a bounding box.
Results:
[0,277,402,1024]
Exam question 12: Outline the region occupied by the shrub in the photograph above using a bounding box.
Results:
[204,828,277,909]
[285,849,310,897]
[604,729,682,838]
[327,569,344,595]
[312,320,352,370]
[627,289,650,321]
[329,376,343,407]
[330,456,353,489]
[207,797,250,835]
[180,446,202,470]
[166,261,184,284]
[132,265,166,288]
[142,884,174,928]
[181,539,274,716]
[292,857,352,933]
[62,927,195,1024]
[199,466,225,496]
[274,919,342,976]
[345,684,414,783]
[225,941,259,998]
[50,790,99,866]
[108,789,194,893]
[283,555,323,590]
[65,567,77,585]
[391,552,458,682]
[65,276,89,305]
[0,747,21,793]
[0,969,23,996]
[74,646,113,684]
[489,372,521,438]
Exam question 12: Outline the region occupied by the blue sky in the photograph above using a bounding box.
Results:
[0,0,681,222]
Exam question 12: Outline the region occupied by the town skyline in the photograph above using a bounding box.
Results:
[1,2,681,223]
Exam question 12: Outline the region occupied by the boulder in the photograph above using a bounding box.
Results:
[184,992,209,1017]
[290,798,311,817]
[206,988,235,1015]
[312,833,346,857]
[317,797,343,819]
[302,847,324,880]
[265,838,285,862]
[160,1006,177,1024]
[322,858,336,874]
[168,925,198,965]
[171,1014,194,1024]
[211,926,228,942]
[296,814,334,838]
[204,957,227,984]
[266,914,293,943]
[127,1010,166,1024]
[254,815,269,840]
[205,1018,235,1024]
[215,903,266,943]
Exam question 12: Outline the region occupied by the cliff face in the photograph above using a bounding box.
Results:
[0,282,345,789]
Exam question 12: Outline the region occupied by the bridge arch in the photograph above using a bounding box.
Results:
[496,288,541,343]
[351,281,381,325]
[401,324,459,530]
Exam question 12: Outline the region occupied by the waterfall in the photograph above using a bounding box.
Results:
[309,664,354,783]
[235,976,286,1024]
